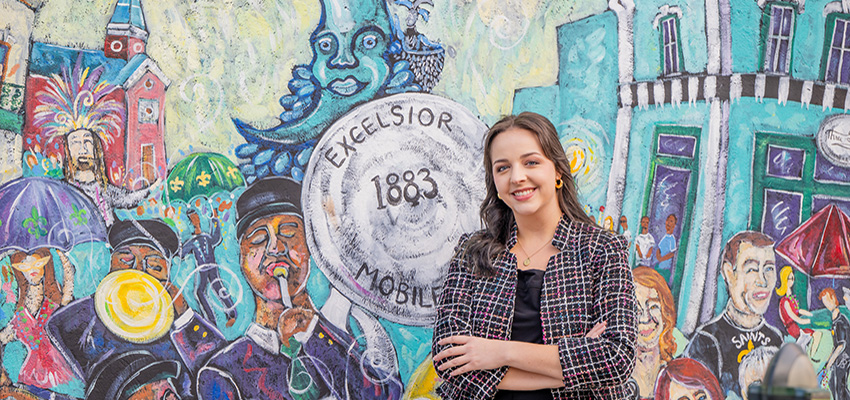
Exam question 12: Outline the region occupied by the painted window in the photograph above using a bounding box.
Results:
[766,145,805,179]
[642,126,700,302]
[751,132,850,308]
[659,16,683,76]
[823,13,850,84]
[752,132,850,240]
[762,3,795,74]
[657,134,696,158]
[138,98,159,124]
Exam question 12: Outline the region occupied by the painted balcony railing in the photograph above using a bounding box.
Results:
[619,73,850,111]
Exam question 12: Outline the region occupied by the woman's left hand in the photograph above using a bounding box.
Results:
[433,335,507,376]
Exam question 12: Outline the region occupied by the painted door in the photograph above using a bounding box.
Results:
[141,143,155,184]
[643,125,701,302]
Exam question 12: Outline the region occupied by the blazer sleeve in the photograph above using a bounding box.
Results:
[432,233,508,399]
[558,232,637,390]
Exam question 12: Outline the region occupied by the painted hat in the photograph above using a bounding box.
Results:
[108,218,179,258]
[235,176,302,239]
[85,350,180,400]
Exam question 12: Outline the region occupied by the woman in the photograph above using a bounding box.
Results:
[632,266,677,399]
[776,265,820,350]
[0,248,76,389]
[432,112,637,399]
[654,358,723,400]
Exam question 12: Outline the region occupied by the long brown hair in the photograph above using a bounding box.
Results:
[633,266,676,362]
[63,129,108,190]
[463,112,594,276]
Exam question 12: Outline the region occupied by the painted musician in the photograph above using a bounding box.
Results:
[197,176,402,400]
[47,219,226,399]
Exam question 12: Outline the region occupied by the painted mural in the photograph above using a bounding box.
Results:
[2,0,850,399]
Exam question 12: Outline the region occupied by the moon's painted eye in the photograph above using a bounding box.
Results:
[318,37,334,53]
[362,34,378,49]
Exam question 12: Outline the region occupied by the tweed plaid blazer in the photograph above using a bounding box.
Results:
[433,216,637,399]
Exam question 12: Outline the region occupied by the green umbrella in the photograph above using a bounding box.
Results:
[165,152,245,203]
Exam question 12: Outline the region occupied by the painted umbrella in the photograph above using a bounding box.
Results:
[0,177,107,252]
[775,204,850,277]
[164,152,245,203]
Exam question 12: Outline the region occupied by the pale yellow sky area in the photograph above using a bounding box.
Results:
[30,0,607,161]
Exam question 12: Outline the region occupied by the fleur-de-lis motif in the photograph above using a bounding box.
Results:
[737,339,755,363]
[22,207,48,238]
[170,177,185,192]
[70,204,88,226]
[226,166,239,180]
[196,171,212,187]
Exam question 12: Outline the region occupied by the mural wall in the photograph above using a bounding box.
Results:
[1,0,850,399]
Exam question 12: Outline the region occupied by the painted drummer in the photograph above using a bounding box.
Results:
[46,219,226,399]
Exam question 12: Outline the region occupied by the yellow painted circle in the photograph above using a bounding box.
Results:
[94,270,174,344]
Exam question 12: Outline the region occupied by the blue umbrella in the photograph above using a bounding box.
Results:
[0,177,107,252]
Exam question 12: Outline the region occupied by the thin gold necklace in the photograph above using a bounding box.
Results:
[516,239,550,267]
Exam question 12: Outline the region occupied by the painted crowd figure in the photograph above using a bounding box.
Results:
[631,266,677,399]
[685,231,782,398]
[823,288,850,400]
[0,248,76,390]
[180,208,238,328]
[654,214,677,287]
[64,128,156,226]
[634,216,655,268]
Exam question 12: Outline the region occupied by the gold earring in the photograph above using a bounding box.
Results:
[497,193,502,200]
[555,179,563,189]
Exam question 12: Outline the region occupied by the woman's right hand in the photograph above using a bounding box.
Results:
[585,322,606,339]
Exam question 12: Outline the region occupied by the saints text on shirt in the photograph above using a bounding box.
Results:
[731,331,773,348]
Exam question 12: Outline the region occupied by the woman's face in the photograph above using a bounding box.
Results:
[636,283,664,349]
[10,248,52,285]
[490,128,562,221]
[668,378,710,400]
[787,271,795,290]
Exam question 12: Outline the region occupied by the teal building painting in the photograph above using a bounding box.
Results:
[515,0,850,398]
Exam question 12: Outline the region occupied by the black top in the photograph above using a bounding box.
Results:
[834,312,850,369]
[495,269,554,400]
[684,312,783,395]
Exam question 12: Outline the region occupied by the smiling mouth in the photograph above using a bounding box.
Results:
[511,188,536,200]
[328,77,366,96]
[639,328,657,336]
[752,291,770,300]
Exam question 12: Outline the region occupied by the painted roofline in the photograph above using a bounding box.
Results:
[123,57,171,89]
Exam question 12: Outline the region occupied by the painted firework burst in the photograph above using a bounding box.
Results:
[33,56,124,147]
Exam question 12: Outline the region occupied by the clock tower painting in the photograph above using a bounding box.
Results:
[103,0,147,61]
